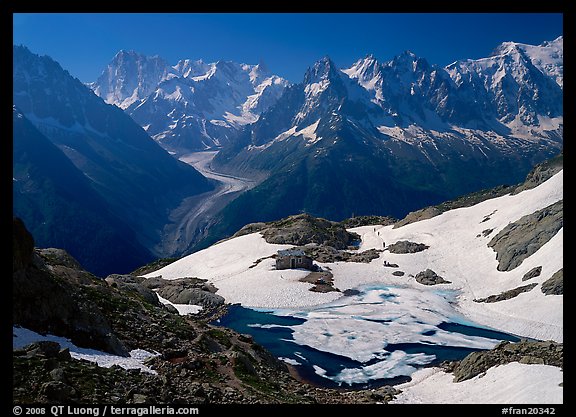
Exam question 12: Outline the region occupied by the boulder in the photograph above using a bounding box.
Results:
[415,269,451,285]
[157,286,224,308]
[387,241,429,254]
[40,381,77,401]
[105,274,161,306]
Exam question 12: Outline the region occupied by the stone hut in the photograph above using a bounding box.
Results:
[276,249,314,270]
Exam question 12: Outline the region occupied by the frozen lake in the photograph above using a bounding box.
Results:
[216,284,520,388]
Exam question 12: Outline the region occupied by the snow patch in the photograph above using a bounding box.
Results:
[13,327,159,374]
[156,293,202,315]
[392,363,563,404]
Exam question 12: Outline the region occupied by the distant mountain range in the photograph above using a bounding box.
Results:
[13,45,213,275]
[199,38,563,247]
[90,50,289,152]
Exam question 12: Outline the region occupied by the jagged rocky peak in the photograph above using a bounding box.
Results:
[304,56,341,85]
[344,54,381,79]
[93,49,170,109]
[173,58,211,79]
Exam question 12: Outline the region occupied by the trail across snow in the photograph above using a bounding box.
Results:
[155,151,259,257]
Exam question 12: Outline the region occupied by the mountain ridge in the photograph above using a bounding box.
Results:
[90,50,289,152]
[13,45,213,273]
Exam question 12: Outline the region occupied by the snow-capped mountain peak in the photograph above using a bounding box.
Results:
[342,55,382,88]
[304,56,341,85]
[91,51,290,152]
[92,50,171,109]
[173,58,211,79]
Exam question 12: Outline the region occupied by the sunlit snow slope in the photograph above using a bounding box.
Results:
[143,170,562,342]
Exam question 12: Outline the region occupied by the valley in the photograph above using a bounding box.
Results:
[155,151,261,257]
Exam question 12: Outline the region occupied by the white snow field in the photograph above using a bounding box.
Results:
[392,363,563,404]
[13,326,158,374]
[142,170,562,401]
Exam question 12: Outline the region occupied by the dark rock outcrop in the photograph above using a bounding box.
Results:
[157,286,225,308]
[414,269,451,285]
[541,269,563,295]
[299,271,338,293]
[394,207,443,228]
[105,274,161,306]
[473,283,538,303]
[13,217,34,272]
[143,277,224,309]
[302,246,382,263]
[340,215,397,228]
[387,241,429,254]
[522,266,542,281]
[235,214,359,250]
[451,340,563,382]
[13,218,128,356]
[488,200,562,271]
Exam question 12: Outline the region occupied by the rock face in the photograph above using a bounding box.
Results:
[388,241,429,254]
[13,217,34,272]
[488,201,563,271]
[13,217,128,356]
[522,266,543,281]
[414,269,451,285]
[473,283,538,303]
[541,269,563,295]
[451,340,563,382]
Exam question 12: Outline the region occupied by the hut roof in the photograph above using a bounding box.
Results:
[278,249,307,257]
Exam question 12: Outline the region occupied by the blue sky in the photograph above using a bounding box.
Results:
[13,13,563,83]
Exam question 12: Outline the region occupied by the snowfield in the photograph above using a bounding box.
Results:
[392,363,563,404]
[142,170,562,402]
[143,232,341,308]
